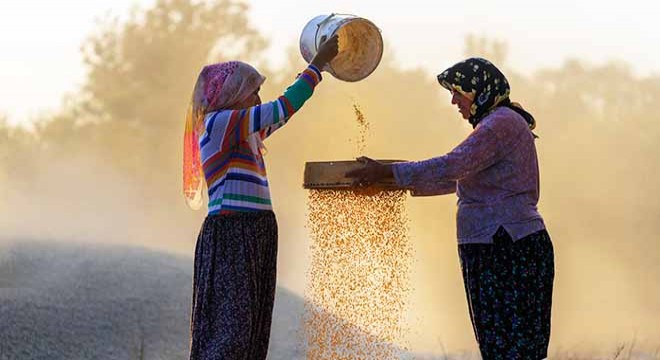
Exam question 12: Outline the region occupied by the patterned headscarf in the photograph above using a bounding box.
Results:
[437,57,535,130]
[183,61,266,210]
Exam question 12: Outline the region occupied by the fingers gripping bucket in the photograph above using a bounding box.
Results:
[300,14,384,82]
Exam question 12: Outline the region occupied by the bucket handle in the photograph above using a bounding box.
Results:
[314,13,336,52]
[314,13,380,51]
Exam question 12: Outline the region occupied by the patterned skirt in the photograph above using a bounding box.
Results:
[458,227,555,360]
[189,211,278,360]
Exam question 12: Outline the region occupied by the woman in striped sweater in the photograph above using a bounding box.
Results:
[182,36,338,360]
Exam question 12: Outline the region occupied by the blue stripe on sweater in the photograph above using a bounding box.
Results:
[278,98,289,118]
[253,105,261,132]
[200,112,221,148]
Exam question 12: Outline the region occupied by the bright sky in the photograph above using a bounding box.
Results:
[2,0,659,126]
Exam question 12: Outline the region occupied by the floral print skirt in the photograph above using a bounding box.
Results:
[458,226,555,360]
[189,211,278,360]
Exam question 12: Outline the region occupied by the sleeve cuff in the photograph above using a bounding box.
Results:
[299,65,322,88]
[307,64,323,81]
[392,162,415,187]
[393,157,450,189]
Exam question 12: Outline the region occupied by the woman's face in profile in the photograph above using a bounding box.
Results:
[451,90,473,120]
[233,87,262,109]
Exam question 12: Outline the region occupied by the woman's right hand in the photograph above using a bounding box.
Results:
[311,34,339,70]
[345,156,394,187]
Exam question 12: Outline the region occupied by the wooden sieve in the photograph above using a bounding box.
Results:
[303,160,405,189]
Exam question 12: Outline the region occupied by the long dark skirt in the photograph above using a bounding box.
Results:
[458,226,555,360]
[189,211,278,360]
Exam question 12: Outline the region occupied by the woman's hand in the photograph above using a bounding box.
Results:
[345,156,394,187]
[311,34,339,70]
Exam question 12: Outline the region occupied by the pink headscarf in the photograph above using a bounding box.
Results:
[183,61,266,210]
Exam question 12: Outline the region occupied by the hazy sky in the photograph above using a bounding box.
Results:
[1,0,659,126]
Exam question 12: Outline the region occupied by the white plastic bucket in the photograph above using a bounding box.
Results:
[300,14,384,82]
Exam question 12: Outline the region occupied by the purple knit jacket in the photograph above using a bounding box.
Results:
[393,107,546,244]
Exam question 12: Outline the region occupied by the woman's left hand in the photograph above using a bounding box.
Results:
[311,35,340,70]
[345,156,394,187]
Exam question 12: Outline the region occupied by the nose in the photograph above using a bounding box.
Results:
[255,94,262,105]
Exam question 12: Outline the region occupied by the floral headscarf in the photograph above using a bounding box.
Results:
[183,61,266,210]
[437,57,535,130]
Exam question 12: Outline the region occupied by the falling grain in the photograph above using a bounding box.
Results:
[352,103,369,154]
[304,189,412,359]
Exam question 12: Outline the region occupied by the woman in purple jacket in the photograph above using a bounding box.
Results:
[348,57,554,360]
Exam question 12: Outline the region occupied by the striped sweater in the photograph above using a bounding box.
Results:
[199,65,322,215]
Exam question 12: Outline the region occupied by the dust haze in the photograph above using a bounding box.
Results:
[1,0,659,355]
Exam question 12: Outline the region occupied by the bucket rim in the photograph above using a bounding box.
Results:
[324,17,384,82]
[299,15,384,82]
